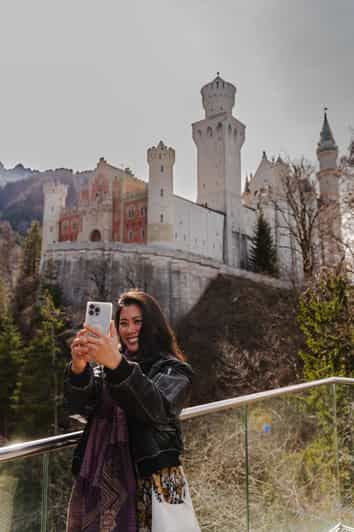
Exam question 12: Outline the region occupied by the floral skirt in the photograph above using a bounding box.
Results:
[136,466,186,532]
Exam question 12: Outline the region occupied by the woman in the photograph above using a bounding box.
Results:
[64,290,200,532]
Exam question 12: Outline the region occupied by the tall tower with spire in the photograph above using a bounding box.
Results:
[316,109,343,267]
[317,108,340,201]
[192,73,246,266]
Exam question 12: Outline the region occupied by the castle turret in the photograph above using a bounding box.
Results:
[147,141,175,246]
[41,181,68,264]
[201,72,236,118]
[192,73,245,267]
[316,109,343,268]
[317,109,338,172]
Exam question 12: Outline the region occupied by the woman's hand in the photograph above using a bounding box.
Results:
[80,321,122,370]
[70,329,90,374]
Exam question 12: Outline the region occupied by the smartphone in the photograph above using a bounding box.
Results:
[85,301,113,336]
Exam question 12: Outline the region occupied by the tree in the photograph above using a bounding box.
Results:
[297,271,354,506]
[12,290,66,438]
[0,311,23,439]
[298,272,353,380]
[13,221,42,336]
[249,211,278,275]
[274,159,322,279]
[21,220,42,278]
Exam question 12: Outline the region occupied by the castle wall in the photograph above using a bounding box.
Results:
[172,196,224,260]
[42,242,289,325]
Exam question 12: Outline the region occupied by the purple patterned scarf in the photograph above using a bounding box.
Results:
[67,387,137,531]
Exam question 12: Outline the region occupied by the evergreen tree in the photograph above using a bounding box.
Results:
[12,290,66,438]
[298,272,353,380]
[249,211,278,275]
[14,221,42,336]
[297,272,354,506]
[0,311,23,439]
[21,220,42,278]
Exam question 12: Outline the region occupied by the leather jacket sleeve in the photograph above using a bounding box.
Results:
[105,356,192,426]
[63,363,101,418]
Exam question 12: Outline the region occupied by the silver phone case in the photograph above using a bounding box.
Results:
[85,301,113,336]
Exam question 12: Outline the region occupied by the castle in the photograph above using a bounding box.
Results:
[42,74,354,281]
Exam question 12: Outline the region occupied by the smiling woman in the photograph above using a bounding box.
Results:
[64,289,200,532]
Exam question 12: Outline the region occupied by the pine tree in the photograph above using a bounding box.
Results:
[12,290,66,438]
[249,212,278,275]
[0,311,23,439]
[21,220,42,278]
[14,220,42,336]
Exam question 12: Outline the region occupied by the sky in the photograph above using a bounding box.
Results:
[0,0,353,201]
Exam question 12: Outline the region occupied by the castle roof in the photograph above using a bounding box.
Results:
[317,109,337,153]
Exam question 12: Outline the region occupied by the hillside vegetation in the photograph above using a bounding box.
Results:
[177,273,305,405]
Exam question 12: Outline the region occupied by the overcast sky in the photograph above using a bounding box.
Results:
[0,0,353,200]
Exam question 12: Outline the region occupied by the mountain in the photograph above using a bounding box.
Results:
[0,163,34,188]
[0,166,92,234]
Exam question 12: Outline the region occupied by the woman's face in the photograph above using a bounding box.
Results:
[118,304,143,353]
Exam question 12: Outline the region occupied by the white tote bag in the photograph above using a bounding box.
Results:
[151,478,201,532]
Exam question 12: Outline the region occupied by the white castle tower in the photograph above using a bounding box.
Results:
[41,181,68,263]
[147,141,175,246]
[192,73,246,266]
[316,109,342,267]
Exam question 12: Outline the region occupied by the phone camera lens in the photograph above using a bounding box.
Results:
[89,304,95,310]
[95,308,100,315]
[89,310,94,316]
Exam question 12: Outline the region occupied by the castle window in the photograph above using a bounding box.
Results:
[234,128,237,138]
[141,229,145,239]
[197,129,202,138]
[160,214,164,223]
[161,165,164,173]
[140,207,144,216]
[128,231,133,241]
[160,188,164,197]
[207,126,213,137]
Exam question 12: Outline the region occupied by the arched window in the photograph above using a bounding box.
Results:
[160,214,164,223]
[160,188,164,197]
[207,126,213,137]
[160,165,164,173]
[90,229,102,242]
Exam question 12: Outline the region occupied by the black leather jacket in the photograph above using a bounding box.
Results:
[64,353,193,478]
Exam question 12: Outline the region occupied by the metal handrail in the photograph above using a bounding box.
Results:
[1,376,353,463]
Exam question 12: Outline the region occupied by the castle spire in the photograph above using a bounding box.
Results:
[317,107,337,153]
[349,138,354,166]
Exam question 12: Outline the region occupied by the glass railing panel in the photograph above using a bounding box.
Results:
[47,445,75,531]
[246,384,341,532]
[0,454,44,532]
[334,383,354,528]
[182,407,247,532]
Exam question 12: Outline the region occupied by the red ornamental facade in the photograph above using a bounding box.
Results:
[58,159,148,245]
